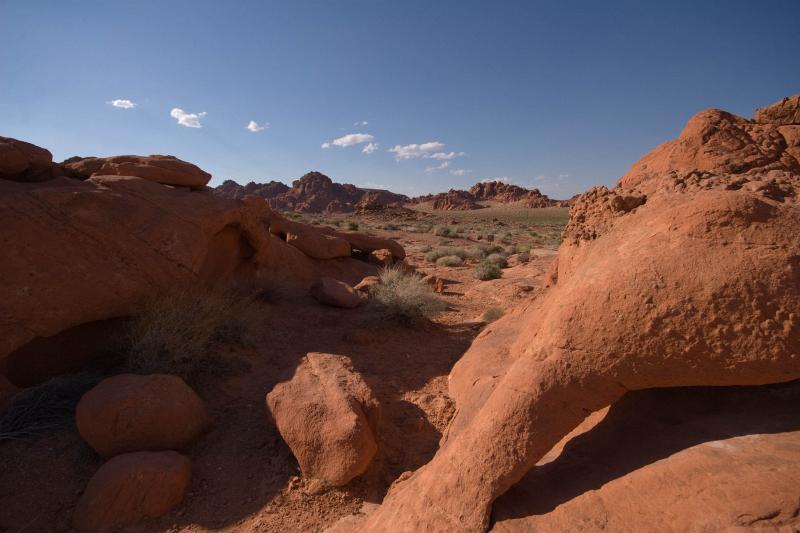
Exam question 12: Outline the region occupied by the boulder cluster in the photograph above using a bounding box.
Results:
[413,180,569,210]
[342,97,800,531]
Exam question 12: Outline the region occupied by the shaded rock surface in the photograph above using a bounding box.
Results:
[0,136,56,182]
[310,278,366,308]
[266,352,381,486]
[73,451,191,531]
[76,373,209,457]
[215,178,289,200]
[349,97,800,531]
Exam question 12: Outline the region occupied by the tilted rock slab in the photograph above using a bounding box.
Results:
[63,154,212,188]
[266,352,380,486]
[344,99,800,531]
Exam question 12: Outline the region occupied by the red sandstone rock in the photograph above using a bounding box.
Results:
[348,98,800,532]
[266,353,380,486]
[62,154,212,188]
[76,374,209,457]
[270,219,352,259]
[309,277,366,308]
[353,275,380,293]
[214,179,289,200]
[0,136,55,182]
[754,94,800,125]
[73,451,191,531]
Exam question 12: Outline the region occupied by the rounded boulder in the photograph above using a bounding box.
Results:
[76,373,209,457]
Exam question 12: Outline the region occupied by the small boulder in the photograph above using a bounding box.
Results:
[368,249,394,267]
[310,277,366,308]
[76,374,209,457]
[266,353,380,486]
[422,274,445,293]
[353,275,380,293]
[73,451,191,531]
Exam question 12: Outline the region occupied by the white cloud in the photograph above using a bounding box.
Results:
[246,120,268,132]
[388,141,445,160]
[362,142,379,154]
[429,151,465,160]
[354,120,368,126]
[170,108,206,128]
[450,169,469,176]
[332,133,374,147]
[321,142,331,149]
[425,161,451,173]
[482,176,512,183]
[109,99,136,109]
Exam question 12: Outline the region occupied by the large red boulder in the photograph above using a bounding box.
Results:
[266,353,380,486]
[310,277,366,308]
[73,451,191,531]
[269,219,351,259]
[0,136,54,182]
[63,154,212,188]
[76,374,209,457]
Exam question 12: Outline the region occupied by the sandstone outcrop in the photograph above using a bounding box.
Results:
[414,181,566,210]
[76,374,209,457]
[754,94,800,125]
[215,178,290,200]
[270,219,352,260]
[431,189,483,210]
[62,154,212,188]
[0,136,57,182]
[73,451,191,530]
[310,277,366,308]
[266,353,380,486]
[0,142,396,385]
[347,98,800,531]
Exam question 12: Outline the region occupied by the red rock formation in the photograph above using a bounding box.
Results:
[344,98,800,532]
[430,189,484,210]
[0,136,59,182]
[266,353,380,486]
[217,172,408,213]
[414,181,566,210]
[76,374,209,457]
[309,277,366,308]
[754,94,800,125]
[62,154,212,188]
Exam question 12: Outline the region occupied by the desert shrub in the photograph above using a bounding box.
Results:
[369,266,446,324]
[483,307,505,323]
[436,255,464,267]
[474,261,502,281]
[505,244,517,255]
[425,246,467,263]
[126,286,263,379]
[382,223,399,231]
[486,234,495,242]
[407,226,422,233]
[475,233,484,240]
[432,225,453,237]
[465,246,487,260]
[419,244,432,253]
[0,372,102,441]
[517,251,531,263]
[516,242,532,253]
[347,221,360,231]
[486,253,508,268]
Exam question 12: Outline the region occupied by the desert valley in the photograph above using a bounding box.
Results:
[2,2,800,532]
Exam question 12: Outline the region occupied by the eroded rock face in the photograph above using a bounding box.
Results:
[266,353,380,486]
[73,451,191,531]
[431,189,483,210]
[62,154,212,188]
[76,374,209,457]
[310,277,366,308]
[754,94,800,125]
[270,219,352,260]
[0,161,390,383]
[349,99,800,531]
[214,179,290,200]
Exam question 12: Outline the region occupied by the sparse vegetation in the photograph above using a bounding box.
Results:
[486,253,509,268]
[432,225,453,237]
[517,251,531,263]
[474,261,503,280]
[126,286,264,379]
[369,266,446,324]
[483,307,505,323]
[425,246,467,263]
[0,372,102,441]
[347,221,360,231]
[436,255,464,267]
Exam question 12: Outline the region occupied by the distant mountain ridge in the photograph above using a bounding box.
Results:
[412,181,571,210]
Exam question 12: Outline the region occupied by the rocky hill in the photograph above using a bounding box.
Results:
[413,180,569,210]
[215,171,408,213]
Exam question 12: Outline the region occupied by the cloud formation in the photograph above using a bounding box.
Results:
[425,161,451,172]
[109,99,136,109]
[170,108,206,128]
[354,120,368,126]
[429,151,465,160]
[362,142,379,154]
[450,169,469,176]
[246,120,268,132]
[388,142,466,162]
[332,133,374,147]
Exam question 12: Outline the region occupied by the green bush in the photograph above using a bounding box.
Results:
[486,253,508,268]
[436,255,464,267]
[517,251,531,263]
[369,267,446,324]
[432,225,453,237]
[347,221,360,231]
[474,261,502,281]
[425,246,467,263]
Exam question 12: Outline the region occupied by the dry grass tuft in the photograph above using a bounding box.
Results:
[369,266,446,324]
[474,261,503,281]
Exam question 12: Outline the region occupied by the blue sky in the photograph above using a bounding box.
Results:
[1,1,798,197]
